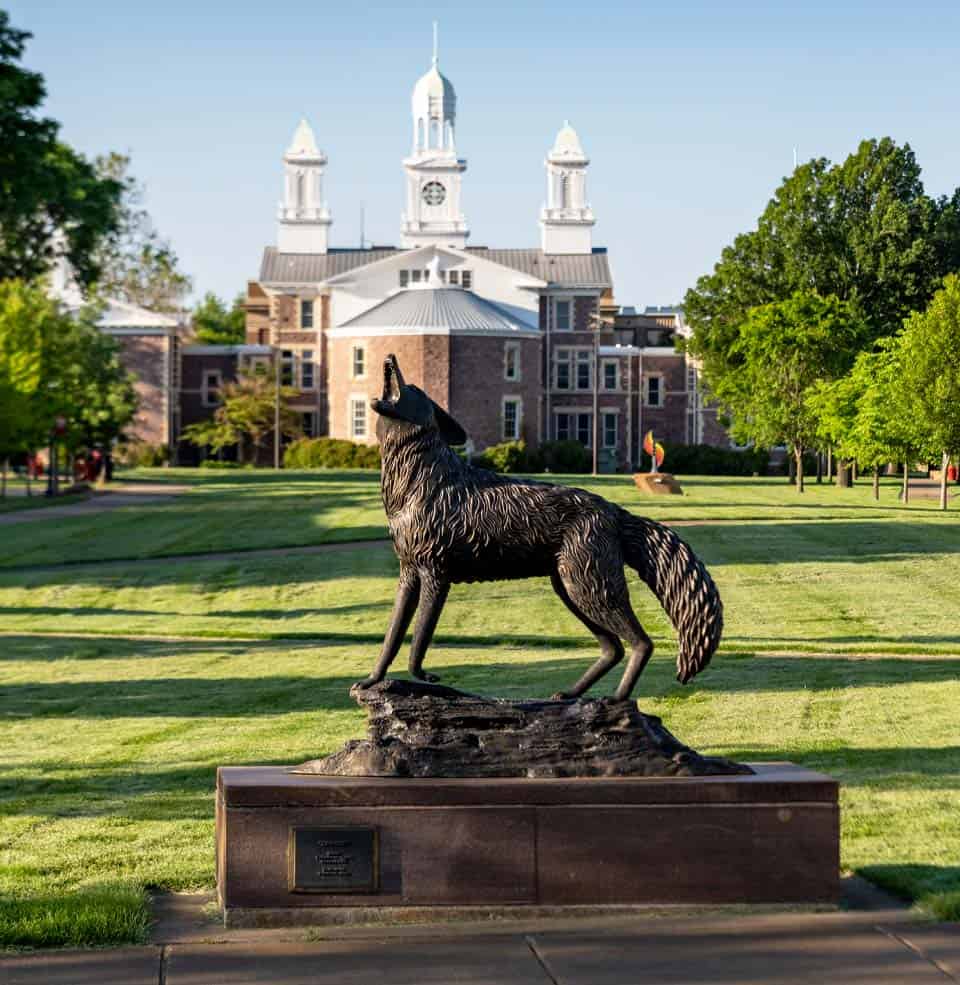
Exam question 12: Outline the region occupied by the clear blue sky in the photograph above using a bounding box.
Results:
[9,0,960,308]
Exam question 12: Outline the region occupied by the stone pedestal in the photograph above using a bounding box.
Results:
[216,763,839,926]
[633,471,684,495]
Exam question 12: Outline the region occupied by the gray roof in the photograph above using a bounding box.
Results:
[259,246,612,289]
[338,288,538,334]
[260,248,397,283]
[467,248,612,288]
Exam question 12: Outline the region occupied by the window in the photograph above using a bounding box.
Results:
[399,270,409,288]
[352,345,366,379]
[302,411,316,438]
[461,270,472,289]
[300,299,314,329]
[504,343,520,381]
[602,412,618,448]
[602,360,619,391]
[350,397,367,439]
[555,299,572,331]
[503,398,521,441]
[686,364,697,394]
[554,348,571,390]
[448,270,459,286]
[301,350,314,389]
[280,350,294,387]
[411,269,422,284]
[555,413,592,446]
[202,370,221,407]
[645,375,664,407]
[576,412,591,445]
[576,350,592,390]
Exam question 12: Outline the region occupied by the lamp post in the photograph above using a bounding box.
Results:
[274,348,281,470]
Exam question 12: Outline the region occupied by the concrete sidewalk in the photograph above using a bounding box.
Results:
[0,482,190,526]
[3,910,958,984]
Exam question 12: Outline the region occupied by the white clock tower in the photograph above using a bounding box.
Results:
[400,32,468,249]
[540,122,595,255]
[278,118,332,254]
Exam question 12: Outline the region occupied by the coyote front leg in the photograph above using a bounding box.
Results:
[407,573,450,683]
[357,566,420,688]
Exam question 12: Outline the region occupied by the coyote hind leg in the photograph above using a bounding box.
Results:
[549,570,625,699]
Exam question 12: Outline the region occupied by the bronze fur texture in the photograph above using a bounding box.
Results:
[360,354,723,700]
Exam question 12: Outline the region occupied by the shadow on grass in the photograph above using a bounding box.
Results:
[855,864,960,920]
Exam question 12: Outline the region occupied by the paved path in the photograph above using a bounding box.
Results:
[2,910,958,983]
[0,482,191,526]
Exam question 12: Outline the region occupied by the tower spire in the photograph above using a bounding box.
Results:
[432,20,438,66]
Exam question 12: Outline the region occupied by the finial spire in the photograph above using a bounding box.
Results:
[432,20,438,66]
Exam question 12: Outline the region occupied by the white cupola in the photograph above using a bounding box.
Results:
[277,118,332,254]
[401,26,468,249]
[540,121,595,255]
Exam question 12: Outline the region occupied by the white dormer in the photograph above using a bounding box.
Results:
[278,118,332,254]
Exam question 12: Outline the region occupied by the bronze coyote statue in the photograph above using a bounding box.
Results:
[359,355,723,700]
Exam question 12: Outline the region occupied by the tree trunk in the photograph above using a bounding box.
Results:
[902,461,910,504]
[816,451,823,484]
[872,466,880,501]
[836,459,850,488]
[1,458,7,498]
[852,460,858,482]
[826,446,833,481]
[795,448,805,493]
[940,451,949,511]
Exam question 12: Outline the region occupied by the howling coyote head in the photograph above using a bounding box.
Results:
[371,354,467,447]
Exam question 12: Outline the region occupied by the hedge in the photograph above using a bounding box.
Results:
[283,437,381,470]
[657,443,770,476]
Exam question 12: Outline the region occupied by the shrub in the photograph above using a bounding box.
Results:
[474,440,528,473]
[198,460,251,470]
[283,437,381,470]
[116,441,169,468]
[658,443,770,476]
[530,440,592,474]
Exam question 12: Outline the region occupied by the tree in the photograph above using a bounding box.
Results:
[810,339,925,501]
[717,291,865,492]
[182,368,301,464]
[0,281,137,494]
[192,292,246,345]
[92,153,192,313]
[0,12,122,285]
[898,274,960,511]
[684,138,958,397]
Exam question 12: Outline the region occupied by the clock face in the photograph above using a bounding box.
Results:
[422,181,446,206]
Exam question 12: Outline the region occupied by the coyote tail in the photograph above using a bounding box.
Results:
[619,512,723,684]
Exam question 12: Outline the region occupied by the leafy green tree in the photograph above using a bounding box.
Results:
[898,274,960,510]
[684,138,958,395]
[717,291,865,492]
[192,292,246,345]
[0,281,137,493]
[92,153,192,313]
[182,368,300,465]
[810,339,926,500]
[0,12,122,285]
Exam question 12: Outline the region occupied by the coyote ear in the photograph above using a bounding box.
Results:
[431,400,467,446]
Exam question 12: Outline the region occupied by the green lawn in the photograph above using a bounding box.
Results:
[0,492,87,515]
[1,470,958,947]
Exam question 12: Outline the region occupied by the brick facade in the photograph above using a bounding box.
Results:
[113,334,173,447]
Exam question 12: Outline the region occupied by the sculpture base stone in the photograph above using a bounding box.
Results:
[633,471,684,495]
[216,763,839,925]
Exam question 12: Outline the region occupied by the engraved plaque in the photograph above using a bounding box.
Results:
[288,826,379,893]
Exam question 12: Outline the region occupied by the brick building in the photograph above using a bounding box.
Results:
[56,47,726,466]
[198,48,730,469]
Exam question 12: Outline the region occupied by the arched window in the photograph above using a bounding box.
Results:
[429,118,440,149]
[560,174,570,209]
[296,173,305,209]
[417,118,425,150]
